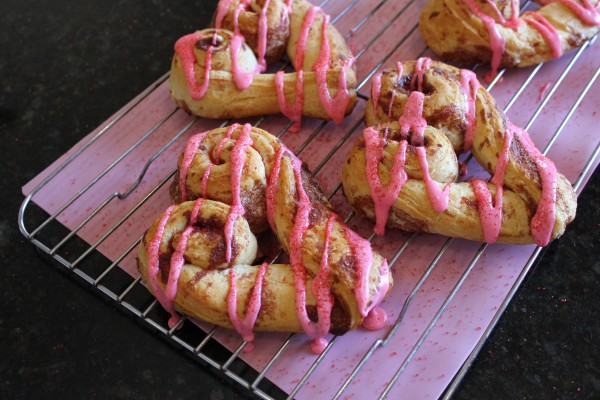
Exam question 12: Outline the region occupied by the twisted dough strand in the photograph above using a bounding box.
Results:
[139,124,392,353]
[419,0,600,79]
[342,59,577,246]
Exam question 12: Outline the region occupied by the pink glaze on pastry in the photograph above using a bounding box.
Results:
[460,68,480,152]
[223,124,254,262]
[523,11,563,58]
[276,6,320,130]
[227,261,268,352]
[363,127,408,236]
[314,14,353,124]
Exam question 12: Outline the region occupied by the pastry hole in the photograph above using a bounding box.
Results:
[195,34,225,51]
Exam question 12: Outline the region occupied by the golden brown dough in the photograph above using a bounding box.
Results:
[342,59,577,245]
[169,0,357,126]
[138,125,392,351]
[419,0,600,78]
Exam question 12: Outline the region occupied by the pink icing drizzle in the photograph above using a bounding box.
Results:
[485,0,521,30]
[166,198,205,328]
[214,0,233,30]
[174,32,213,100]
[416,147,450,212]
[363,127,408,236]
[510,123,558,246]
[229,0,270,89]
[398,92,427,146]
[147,205,176,323]
[314,14,353,124]
[179,131,208,202]
[265,145,287,230]
[227,261,268,352]
[461,0,506,81]
[460,69,480,152]
[410,57,431,92]
[539,0,600,25]
[523,12,563,58]
[223,123,254,263]
[275,7,320,130]
[256,0,271,71]
[343,227,390,318]
[200,164,213,198]
[470,127,513,242]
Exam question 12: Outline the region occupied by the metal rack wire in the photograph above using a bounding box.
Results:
[19,0,600,398]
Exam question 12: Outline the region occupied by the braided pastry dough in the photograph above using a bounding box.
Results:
[342,59,577,246]
[138,124,391,353]
[169,0,357,129]
[419,0,600,79]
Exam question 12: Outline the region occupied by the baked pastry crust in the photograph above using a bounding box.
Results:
[138,125,392,351]
[342,59,577,245]
[170,0,357,126]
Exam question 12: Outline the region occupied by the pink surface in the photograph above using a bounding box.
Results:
[22,0,600,398]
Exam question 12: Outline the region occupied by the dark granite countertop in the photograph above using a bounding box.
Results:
[1,1,599,399]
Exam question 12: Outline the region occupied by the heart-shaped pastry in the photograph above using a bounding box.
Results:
[169,0,357,129]
[342,59,577,246]
[138,124,392,353]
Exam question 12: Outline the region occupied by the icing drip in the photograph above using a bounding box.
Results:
[227,261,268,352]
[147,205,176,325]
[265,145,287,230]
[510,123,558,246]
[539,0,600,25]
[276,7,320,130]
[485,0,521,30]
[343,227,390,318]
[214,0,233,30]
[309,213,337,353]
[363,127,408,236]
[470,127,513,242]
[229,0,270,89]
[175,32,214,100]
[399,92,427,146]
[460,69,480,152]
[460,0,506,81]
[416,147,450,212]
[223,123,254,263]
[256,0,272,71]
[314,14,353,124]
[411,57,431,92]
[271,147,334,352]
[179,131,208,202]
[362,306,389,331]
[200,164,213,198]
[523,12,563,58]
[166,198,205,328]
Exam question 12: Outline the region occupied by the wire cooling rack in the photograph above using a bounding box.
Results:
[19,0,600,398]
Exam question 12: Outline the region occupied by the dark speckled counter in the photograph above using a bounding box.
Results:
[1,1,599,399]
